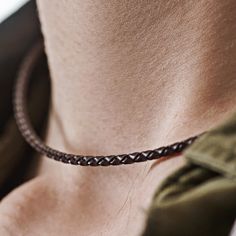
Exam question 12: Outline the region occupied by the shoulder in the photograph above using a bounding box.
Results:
[0,175,56,235]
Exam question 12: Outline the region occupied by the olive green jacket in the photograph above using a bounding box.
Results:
[0,2,236,235]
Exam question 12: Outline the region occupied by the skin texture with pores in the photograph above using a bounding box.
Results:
[0,0,236,235]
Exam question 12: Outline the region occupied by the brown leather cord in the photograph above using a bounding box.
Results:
[13,41,201,166]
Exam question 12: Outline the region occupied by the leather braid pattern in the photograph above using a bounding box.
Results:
[13,41,200,167]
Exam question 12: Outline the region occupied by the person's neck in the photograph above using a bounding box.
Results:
[36,0,236,234]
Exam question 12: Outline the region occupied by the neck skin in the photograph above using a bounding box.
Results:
[36,0,236,235]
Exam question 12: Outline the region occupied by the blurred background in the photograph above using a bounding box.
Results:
[0,0,29,23]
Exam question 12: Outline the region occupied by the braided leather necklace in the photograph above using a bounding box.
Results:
[13,41,201,167]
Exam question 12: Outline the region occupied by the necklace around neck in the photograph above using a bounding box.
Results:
[13,41,202,167]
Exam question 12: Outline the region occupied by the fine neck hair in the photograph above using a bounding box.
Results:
[36,0,236,234]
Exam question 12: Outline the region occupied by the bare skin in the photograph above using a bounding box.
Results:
[0,0,236,235]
